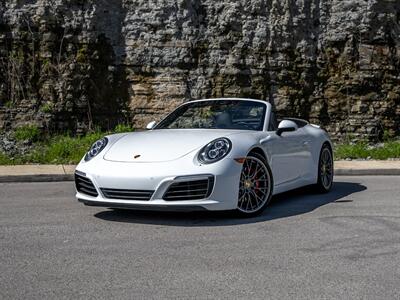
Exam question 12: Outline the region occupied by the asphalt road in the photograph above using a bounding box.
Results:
[1,176,400,299]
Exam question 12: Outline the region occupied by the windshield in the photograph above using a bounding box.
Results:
[156,100,266,131]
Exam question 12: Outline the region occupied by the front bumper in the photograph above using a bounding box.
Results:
[75,156,242,211]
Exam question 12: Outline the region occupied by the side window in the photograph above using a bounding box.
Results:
[268,111,278,131]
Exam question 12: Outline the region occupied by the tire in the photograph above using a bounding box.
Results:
[315,144,334,193]
[235,152,274,217]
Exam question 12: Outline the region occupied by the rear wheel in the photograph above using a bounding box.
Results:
[236,153,273,217]
[316,145,334,193]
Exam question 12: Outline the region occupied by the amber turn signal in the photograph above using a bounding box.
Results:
[234,158,246,164]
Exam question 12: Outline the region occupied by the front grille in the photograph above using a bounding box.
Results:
[163,176,214,201]
[101,188,154,201]
[75,173,98,197]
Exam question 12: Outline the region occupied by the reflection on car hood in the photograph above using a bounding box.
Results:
[103,129,243,163]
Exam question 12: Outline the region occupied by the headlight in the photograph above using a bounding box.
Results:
[84,137,108,162]
[198,138,232,164]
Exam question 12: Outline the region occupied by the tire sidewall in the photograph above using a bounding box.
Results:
[317,145,334,192]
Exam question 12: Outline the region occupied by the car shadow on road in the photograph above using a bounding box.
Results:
[94,181,367,227]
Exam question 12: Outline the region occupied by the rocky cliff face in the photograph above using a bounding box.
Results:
[0,0,399,140]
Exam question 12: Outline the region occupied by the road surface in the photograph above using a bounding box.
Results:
[1,176,399,299]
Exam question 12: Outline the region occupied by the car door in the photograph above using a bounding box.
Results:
[263,111,312,186]
[267,130,302,185]
[295,127,313,178]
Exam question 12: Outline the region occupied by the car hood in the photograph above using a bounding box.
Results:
[103,129,244,163]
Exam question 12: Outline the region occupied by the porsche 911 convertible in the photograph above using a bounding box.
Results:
[75,98,333,217]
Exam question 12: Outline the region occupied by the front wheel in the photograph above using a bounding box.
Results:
[235,153,273,217]
[315,145,334,193]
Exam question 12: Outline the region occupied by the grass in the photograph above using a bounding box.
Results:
[334,140,400,160]
[0,152,18,165]
[0,123,135,165]
[0,128,399,165]
[26,132,105,164]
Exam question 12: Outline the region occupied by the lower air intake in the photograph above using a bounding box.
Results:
[101,188,154,201]
[75,173,98,197]
[163,176,214,201]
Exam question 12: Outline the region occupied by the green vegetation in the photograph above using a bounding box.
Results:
[0,124,135,165]
[334,140,400,160]
[40,102,54,113]
[4,100,13,108]
[0,152,17,165]
[1,128,398,165]
[114,123,134,133]
[26,132,105,164]
[14,125,41,142]
[76,45,89,63]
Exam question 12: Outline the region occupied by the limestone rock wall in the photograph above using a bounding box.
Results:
[0,0,399,140]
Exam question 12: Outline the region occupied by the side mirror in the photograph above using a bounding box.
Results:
[146,121,156,130]
[276,120,298,136]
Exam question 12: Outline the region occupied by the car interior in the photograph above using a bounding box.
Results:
[269,111,308,131]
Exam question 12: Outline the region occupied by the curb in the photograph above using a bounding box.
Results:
[335,169,400,176]
[0,174,74,183]
[0,169,399,183]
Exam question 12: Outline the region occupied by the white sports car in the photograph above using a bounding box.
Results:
[75,98,333,217]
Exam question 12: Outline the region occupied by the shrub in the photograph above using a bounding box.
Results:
[40,103,54,113]
[114,123,134,133]
[14,125,41,142]
[0,152,11,165]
